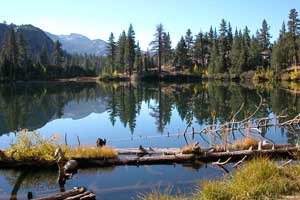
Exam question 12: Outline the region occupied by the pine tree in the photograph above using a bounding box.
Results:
[52,40,64,66]
[271,21,289,71]
[176,36,188,71]
[208,36,222,74]
[0,27,18,81]
[125,24,136,76]
[249,35,262,70]
[185,28,193,57]
[150,23,164,73]
[219,19,229,72]
[116,31,126,73]
[162,32,172,64]
[242,26,251,70]
[39,46,49,67]
[107,32,116,73]
[134,41,143,74]
[280,21,286,38]
[208,26,214,48]
[17,33,28,79]
[228,22,233,50]
[229,29,243,74]
[193,31,208,69]
[258,19,271,50]
[287,8,300,65]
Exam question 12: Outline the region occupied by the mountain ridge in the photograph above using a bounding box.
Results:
[46,32,108,56]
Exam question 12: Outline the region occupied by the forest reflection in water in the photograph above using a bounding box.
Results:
[0,81,299,146]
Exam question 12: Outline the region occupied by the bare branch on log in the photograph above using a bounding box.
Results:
[233,155,247,168]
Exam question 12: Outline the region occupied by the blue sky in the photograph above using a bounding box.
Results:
[0,0,299,49]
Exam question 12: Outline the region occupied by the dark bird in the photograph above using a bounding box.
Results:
[96,138,106,147]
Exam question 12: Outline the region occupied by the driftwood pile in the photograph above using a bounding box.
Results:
[33,187,95,200]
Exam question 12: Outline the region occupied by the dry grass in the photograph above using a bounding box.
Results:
[180,143,201,154]
[181,144,194,154]
[232,135,259,149]
[139,189,185,200]
[2,130,117,161]
[65,146,117,159]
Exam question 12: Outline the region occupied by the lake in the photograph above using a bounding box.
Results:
[0,81,299,199]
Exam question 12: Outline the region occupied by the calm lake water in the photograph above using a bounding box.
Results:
[0,81,299,199]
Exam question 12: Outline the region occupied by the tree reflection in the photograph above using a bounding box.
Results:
[0,81,300,143]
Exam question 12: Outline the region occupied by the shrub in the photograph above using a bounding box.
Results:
[112,70,119,78]
[5,130,58,161]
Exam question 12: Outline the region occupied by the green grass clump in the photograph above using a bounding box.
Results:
[197,157,300,200]
[143,157,300,200]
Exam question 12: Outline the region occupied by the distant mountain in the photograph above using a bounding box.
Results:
[46,32,108,56]
[0,23,54,56]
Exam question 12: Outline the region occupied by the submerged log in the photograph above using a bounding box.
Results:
[33,187,95,200]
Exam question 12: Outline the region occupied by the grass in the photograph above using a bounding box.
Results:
[232,135,259,149]
[180,136,258,155]
[2,130,118,161]
[181,144,199,154]
[65,146,117,159]
[142,157,300,200]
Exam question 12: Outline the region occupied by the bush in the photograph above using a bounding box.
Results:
[112,70,119,78]
[5,130,58,161]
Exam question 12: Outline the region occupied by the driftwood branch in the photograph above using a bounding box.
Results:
[280,159,292,167]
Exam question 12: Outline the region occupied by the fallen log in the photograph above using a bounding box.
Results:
[0,145,297,169]
[78,146,299,167]
[33,187,95,200]
[116,144,293,155]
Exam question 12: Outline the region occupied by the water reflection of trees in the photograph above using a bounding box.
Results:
[1,82,300,143]
[0,83,100,135]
